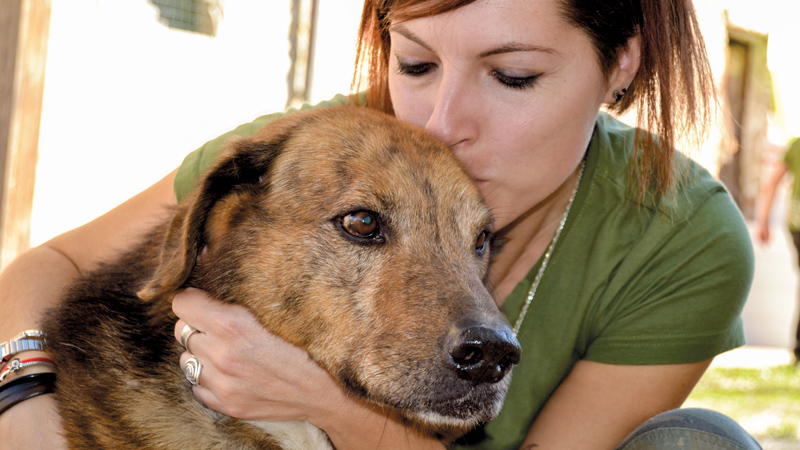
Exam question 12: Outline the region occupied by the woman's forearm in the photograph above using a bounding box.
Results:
[756,163,789,228]
[1,170,178,340]
[0,394,65,450]
[0,246,76,450]
[311,386,447,450]
[0,244,80,340]
[322,405,447,450]
[0,169,178,448]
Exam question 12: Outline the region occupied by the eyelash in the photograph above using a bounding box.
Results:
[395,61,541,90]
[491,70,541,90]
[396,61,435,77]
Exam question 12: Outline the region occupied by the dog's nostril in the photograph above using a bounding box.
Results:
[447,326,521,385]
[450,344,485,369]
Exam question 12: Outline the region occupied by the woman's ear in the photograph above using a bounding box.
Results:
[604,33,642,104]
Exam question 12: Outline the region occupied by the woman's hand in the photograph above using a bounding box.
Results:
[756,222,771,245]
[172,289,447,450]
[172,288,343,423]
[0,394,67,450]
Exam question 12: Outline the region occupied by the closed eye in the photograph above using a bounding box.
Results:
[396,60,437,77]
[492,70,541,90]
[396,60,540,91]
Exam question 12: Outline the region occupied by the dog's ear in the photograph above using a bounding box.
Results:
[137,112,315,301]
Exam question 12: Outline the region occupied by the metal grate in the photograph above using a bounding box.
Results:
[149,0,223,36]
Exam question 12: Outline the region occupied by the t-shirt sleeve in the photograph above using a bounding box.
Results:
[584,189,754,365]
[173,93,356,202]
[784,137,800,168]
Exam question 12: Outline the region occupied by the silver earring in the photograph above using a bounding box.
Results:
[614,88,628,102]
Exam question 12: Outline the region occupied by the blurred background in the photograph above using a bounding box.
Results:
[1,0,799,350]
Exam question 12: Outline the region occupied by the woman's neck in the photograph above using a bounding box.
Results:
[489,164,583,306]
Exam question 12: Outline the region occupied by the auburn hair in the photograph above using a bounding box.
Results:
[352,0,715,201]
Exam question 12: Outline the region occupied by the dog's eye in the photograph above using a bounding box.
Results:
[341,211,381,240]
[475,231,489,256]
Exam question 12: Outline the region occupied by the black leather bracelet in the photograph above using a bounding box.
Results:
[0,372,56,415]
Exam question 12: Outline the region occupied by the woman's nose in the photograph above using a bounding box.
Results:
[424,73,476,148]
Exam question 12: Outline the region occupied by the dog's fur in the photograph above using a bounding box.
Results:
[43,107,519,449]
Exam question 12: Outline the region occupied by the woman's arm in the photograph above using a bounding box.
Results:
[0,168,178,450]
[521,359,711,449]
[0,168,179,332]
[172,290,447,450]
[755,162,789,245]
[171,289,711,450]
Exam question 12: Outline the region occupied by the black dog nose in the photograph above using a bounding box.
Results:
[447,326,521,385]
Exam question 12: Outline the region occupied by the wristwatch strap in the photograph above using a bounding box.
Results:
[1,338,45,363]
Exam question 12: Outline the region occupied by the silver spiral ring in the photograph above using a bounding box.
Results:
[183,356,202,386]
[180,324,200,354]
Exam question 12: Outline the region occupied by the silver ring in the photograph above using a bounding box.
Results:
[179,324,200,353]
[184,356,202,386]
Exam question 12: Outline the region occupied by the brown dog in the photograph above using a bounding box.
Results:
[43,106,521,449]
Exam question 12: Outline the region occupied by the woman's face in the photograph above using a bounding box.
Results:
[388,0,614,230]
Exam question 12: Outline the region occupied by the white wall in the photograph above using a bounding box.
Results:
[31,0,363,246]
[705,0,800,349]
[29,1,800,349]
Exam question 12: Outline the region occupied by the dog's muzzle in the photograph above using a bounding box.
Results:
[446,324,521,385]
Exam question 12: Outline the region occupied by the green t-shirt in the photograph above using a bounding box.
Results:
[174,94,355,201]
[175,100,753,450]
[783,138,800,232]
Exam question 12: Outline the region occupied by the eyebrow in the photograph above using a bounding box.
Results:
[390,24,434,52]
[479,42,561,58]
[389,24,561,58]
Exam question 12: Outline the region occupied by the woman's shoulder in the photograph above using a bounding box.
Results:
[785,137,800,167]
[555,114,754,365]
[591,112,731,219]
[579,112,753,307]
[174,94,359,201]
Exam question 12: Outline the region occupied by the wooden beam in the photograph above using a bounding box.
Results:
[0,0,51,271]
[286,0,319,109]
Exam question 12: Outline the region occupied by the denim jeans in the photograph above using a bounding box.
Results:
[616,409,762,450]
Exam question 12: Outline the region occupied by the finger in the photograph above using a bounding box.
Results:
[179,351,210,389]
[178,351,237,417]
[192,383,231,417]
[172,288,217,330]
[174,319,190,347]
[173,288,256,337]
[174,319,204,355]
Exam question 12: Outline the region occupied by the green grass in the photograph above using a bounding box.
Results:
[684,364,800,444]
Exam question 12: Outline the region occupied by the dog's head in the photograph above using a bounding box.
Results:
[140,106,520,435]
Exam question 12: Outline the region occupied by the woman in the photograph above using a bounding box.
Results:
[756,137,800,361]
[0,0,759,449]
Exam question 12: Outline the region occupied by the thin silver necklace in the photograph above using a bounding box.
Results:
[512,159,586,336]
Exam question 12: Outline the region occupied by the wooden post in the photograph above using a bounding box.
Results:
[0,0,51,271]
[286,0,319,109]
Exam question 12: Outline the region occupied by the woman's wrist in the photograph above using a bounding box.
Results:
[0,328,54,387]
[0,390,65,450]
[0,351,56,383]
[312,391,445,450]
[0,372,57,415]
[1,330,46,362]
[0,329,56,417]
